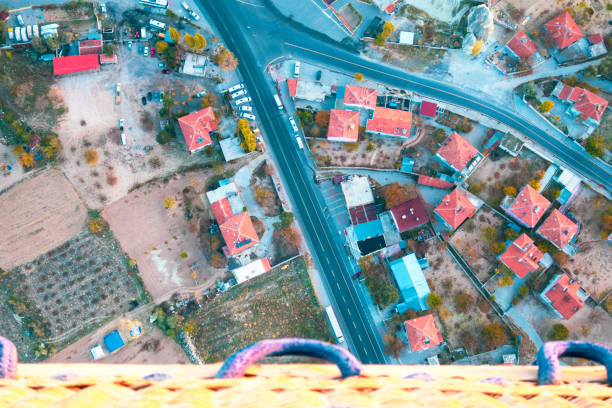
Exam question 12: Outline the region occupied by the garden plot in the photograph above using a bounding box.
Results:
[467,148,550,207]
[310,135,405,169]
[449,206,507,282]
[7,230,148,342]
[187,258,333,363]
[563,188,612,300]
[423,241,509,356]
[0,168,87,270]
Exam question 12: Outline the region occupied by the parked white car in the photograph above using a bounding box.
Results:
[118,118,125,130]
[294,61,300,78]
[295,135,304,149]
[289,117,298,132]
[231,89,246,98]
[240,112,256,121]
[238,105,252,112]
[228,83,244,93]
[115,83,121,95]
[144,46,149,55]
[235,97,251,105]
[189,10,200,20]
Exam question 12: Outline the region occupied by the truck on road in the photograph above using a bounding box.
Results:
[325,306,345,344]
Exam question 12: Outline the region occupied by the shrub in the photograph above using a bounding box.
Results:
[426,292,442,309]
[547,323,569,340]
[454,291,473,313]
[164,196,177,209]
[89,218,107,234]
[481,322,507,349]
[354,72,364,81]
[345,142,359,152]
[84,149,98,166]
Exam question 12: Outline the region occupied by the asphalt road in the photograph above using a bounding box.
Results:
[197,0,390,364]
[196,0,612,364]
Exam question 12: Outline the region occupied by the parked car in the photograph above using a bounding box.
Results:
[160,91,164,100]
[231,89,246,98]
[115,83,121,95]
[144,46,149,55]
[294,61,300,78]
[153,91,159,102]
[147,91,152,101]
[235,97,251,105]
[238,105,252,112]
[138,44,143,53]
[315,70,322,81]
[289,117,298,132]
[162,69,171,74]
[120,133,126,145]
[189,10,200,20]
[240,112,256,121]
[158,62,166,68]
[141,96,147,105]
[228,83,244,93]
[127,41,132,50]
[181,1,189,11]
[295,135,304,149]
[150,47,156,57]
[118,119,125,130]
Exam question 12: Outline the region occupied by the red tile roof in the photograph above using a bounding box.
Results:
[53,55,100,76]
[544,12,583,49]
[385,2,396,13]
[543,273,585,319]
[588,33,603,44]
[390,198,429,232]
[211,197,233,225]
[537,209,578,250]
[436,131,479,172]
[419,101,437,118]
[568,87,608,123]
[99,54,117,64]
[178,107,218,152]
[327,109,360,142]
[366,107,412,137]
[344,85,377,109]
[287,78,297,98]
[220,212,259,256]
[557,83,573,100]
[506,185,550,228]
[506,30,538,58]
[78,39,102,55]
[418,175,454,189]
[499,234,543,279]
[434,189,476,230]
[404,314,443,352]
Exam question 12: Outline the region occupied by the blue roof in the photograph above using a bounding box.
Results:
[219,178,230,186]
[389,253,430,311]
[103,330,125,353]
[354,219,384,241]
[401,157,415,173]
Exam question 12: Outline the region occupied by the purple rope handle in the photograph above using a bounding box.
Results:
[215,338,362,379]
[537,341,612,385]
[0,337,18,379]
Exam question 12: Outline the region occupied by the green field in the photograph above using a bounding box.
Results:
[188,257,333,363]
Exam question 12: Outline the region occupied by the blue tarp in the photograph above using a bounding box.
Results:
[401,157,415,173]
[103,330,125,353]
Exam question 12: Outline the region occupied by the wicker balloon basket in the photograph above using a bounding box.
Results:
[0,337,610,407]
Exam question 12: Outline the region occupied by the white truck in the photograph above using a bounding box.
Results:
[325,306,345,344]
[273,94,283,111]
[149,19,166,31]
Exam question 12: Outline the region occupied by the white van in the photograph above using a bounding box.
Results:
[17,15,25,26]
[228,83,244,93]
[120,133,126,145]
[295,135,304,149]
[289,117,298,132]
[149,19,166,31]
[294,61,300,78]
[273,94,283,111]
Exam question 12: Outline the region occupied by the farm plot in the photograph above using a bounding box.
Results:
[449,206,507,282]
[7,230,149,343]
[187,257,333,363]
[0,168,87,270]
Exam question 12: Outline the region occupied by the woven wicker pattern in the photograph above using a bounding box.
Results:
[1,365,611,407]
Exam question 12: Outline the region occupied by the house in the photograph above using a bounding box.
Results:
[498,234,543,279]
[177,107,218,153]
[53,54,100,76]
[349,203,378,225]
[539,273,587,319]
[389,198,429,233]
[103,330,125,353]
[287,78,298,98]
[419,101,438,118]
[206,181,245,225]
[536,209,579,252]
[372,0,398,13]
[180,52,207,77]
[295,80,331,102]
[231,258,272,284]
[341,176,374,209]
[404,314,443,352]
[435,131,480,174]
[78,39,102,55]
[343,85,377,110]
[503,185,550,228]
[366,107,412,138]
[327,109,360,142]
[390,253,431,313]
[505,30,538,59]
[544,12,583,49]
[353,218,386,255]
[551,82,608,126]
[587,33,608,58]
[434,188,477,230]
[89,345,105,360]
[220,212,259,256]
[417,175,454,189]
[399,31,415,45]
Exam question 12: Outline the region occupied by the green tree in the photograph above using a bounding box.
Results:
[156,130,172,144]
[583,65,598,77]
[426,293,442,309]
[279,211,294,227]
[366,141,375,152]
[584,135,607,157]
[481,323,507,349]
[161,44,178,69]
[598,57,612,79]
[365,277,398,308]
[538,100,554,113]
[44,35,60,53]
[30,36,48,54]
[522,82,537,98]
[168,26,180,43]
[102,43,115,56]
[547,323,569,340]
[156,40,168,54]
